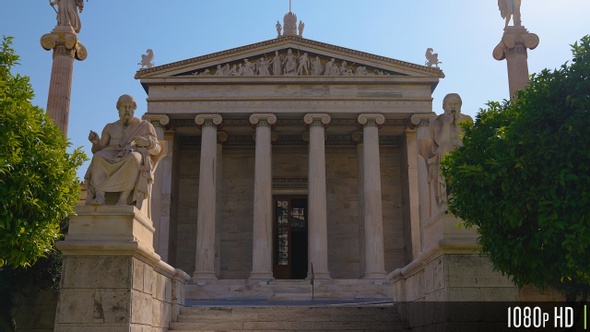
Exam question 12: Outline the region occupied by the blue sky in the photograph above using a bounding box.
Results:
[2,1,590,178]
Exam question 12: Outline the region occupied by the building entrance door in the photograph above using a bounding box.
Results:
[273,196,308,279]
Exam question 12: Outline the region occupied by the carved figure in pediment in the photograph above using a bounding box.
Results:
[271,50,283,76]
[85,94,162,211]
[355,66,369,76]
[257,57,271,76]
[311,56,323,75]
[339,61,353,76]
[297,52,309,75]
[324,58,339,76]
[228,64,241,76]
[283,49,298,75]
[215,64,229,76]
[243,59,255,75]
[198,69,210,76]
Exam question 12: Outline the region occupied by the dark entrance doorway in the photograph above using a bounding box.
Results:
[273,196,308,279]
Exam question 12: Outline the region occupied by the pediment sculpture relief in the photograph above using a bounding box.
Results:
[186,49,395,77]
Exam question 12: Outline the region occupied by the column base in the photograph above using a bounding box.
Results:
[307,271,331,281]
[192,272,218,285]
[248,272,274,285]
[363,272,387,281]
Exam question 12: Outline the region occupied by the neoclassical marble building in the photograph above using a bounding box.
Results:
[135,32,461,299]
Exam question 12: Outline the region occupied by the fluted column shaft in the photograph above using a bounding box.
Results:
[493,26,539,99]
[358,114,386,279]
[193,114,222,280]
[142,114,172,261]
[304,113,331,280]
[249,113,277,281]
[41,26,87,135]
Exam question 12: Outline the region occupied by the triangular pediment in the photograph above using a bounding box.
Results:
[135,36,444,80]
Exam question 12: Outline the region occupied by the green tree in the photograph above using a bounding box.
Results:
[441,36,590,299]
[0,36,86,268]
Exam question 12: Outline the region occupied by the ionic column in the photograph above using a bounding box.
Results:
[357,114,386,279]
[249,113,277,282]
[352,131,366,276]
[304,113,331,280]
[215,131,228,277]
[142,114,172,261]
[41,26,87,135]
[193,114,223,281]
[493,26,539,99]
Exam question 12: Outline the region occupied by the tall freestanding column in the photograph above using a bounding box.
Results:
[493,3,539,99]
[304,113,331,280]
[249,113,277,282]
[357,114,387,279]
[193,114,223,281]
[41,20,87,135]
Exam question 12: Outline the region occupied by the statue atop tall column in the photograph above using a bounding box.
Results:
[493,0,539,98]
[50,0,85,33]
[85,95,165,217]
[498,0,521,28]
[41,0,88,135]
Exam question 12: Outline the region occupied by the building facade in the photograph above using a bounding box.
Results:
[136,35,445,299]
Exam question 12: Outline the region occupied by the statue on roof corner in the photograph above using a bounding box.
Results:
[298,21,305,37]
[138,49,155,69]
[498,0,522,28]
[425,48,442,68]
[50,0,84,33]
[276,21,282,37]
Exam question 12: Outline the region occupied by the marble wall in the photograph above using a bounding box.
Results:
[173,141,406,279]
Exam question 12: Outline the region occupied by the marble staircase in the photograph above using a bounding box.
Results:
[185,279,392,301]
[169,303,408,332]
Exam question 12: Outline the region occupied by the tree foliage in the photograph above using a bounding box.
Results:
[0,36,86,268]
[441,35,590,297]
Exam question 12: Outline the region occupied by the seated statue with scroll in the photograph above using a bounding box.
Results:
[85,94,163,213]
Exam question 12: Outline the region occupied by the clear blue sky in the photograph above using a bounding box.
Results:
[2,1,589,178]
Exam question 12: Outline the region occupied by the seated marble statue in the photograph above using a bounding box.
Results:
[85,94,162,209]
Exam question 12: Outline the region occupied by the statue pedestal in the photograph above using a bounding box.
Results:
[54,205,189,332]
[390,210,518,329]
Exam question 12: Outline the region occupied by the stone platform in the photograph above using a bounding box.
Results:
[185,279,392,301]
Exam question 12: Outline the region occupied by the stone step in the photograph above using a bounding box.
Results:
[169,305,408,331]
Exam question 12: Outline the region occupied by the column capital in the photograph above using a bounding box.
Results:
[249,113,277,127]
[304,113,331,128]
[41,26,87,61]
[143,114,170,127]
[408,113,435,130]
[357,114,385,127]
[195,114,223,128]
[493,26,539,61]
